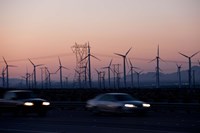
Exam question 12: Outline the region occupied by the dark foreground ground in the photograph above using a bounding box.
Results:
[0,109,199,133]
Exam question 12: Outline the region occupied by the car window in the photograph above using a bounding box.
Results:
[4,92,16,100]
[114,94,135,101]
[16,92,36,99]
[98,95,115,101]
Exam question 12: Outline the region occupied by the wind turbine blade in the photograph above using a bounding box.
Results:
[2,57,7,65]
[62,66,69,70]
[125,58,130,69]
[157,45,159,57]
[28,59,35,66]
[91,54,101,61]
[191,51,200,58]
[114,53,124,57]
[36,64,44,67]
[179,52,189,58]
[75,69,79,74]
[55,68,60,73]
[109,59,113,67]
[8,65,17,67]
[129,59,133,67]
[58,57,61,66]
[95,69,99,73]
[80,55,89,62]
[102,67,108,69]
[125,47,132,56]
[149,58,156,63]
[159,57,166,63]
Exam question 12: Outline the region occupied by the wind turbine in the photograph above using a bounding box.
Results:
[102,59,112,88]
[95,69,102,88]
[81,42,100,88]
[80,61,88,88]
[150,45,163,88]
[3,57,17,88]
[45,67,56,88]
[56,57,69,88]
[1,67,5,88]
[176,64,182,89]
[129,59,138,88]
[114,47,132,88]
[179,51,199,89]
[134,70,143,88]
[28,59,43,88]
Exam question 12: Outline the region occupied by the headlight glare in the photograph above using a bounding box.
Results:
[143,103,151,107]
[24,102,34,106]
[124,104,136,108]
[42,102,50,106]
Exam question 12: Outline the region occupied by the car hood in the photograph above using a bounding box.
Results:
[119,100,144,106]
[21,98,47,102]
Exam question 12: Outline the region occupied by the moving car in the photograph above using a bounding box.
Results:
[0,90,50,116]
[86,93,150,115]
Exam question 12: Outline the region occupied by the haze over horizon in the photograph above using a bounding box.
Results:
[0,0,200,81]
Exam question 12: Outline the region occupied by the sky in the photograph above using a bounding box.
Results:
[0,0,200,81]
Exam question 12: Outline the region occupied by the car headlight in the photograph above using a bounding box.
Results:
[24,102,34,106]
[142,103,151,107]
[42,102,50,106]
[124,104,137,108]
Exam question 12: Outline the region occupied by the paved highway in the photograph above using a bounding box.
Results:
[0,109,199,133]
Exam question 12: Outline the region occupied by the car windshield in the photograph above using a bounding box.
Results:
[114,94,135,101]
[16,92,36,99]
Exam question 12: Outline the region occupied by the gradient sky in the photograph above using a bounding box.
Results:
[0,0,200,81]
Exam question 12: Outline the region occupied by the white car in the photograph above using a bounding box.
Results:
[86,93,150,115]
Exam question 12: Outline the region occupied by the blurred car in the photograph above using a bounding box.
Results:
[86,93,150,115]
[0,90,50,116]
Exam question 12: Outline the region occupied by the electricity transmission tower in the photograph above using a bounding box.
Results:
[71,43,88,88]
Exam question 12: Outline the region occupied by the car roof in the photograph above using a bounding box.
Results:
[6,90,32,93]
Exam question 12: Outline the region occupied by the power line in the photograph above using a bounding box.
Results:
[0,53,74,63]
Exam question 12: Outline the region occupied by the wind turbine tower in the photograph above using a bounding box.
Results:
[56,57,68,88]
[28,59,43,88]
[2,67,5,88]
[176,64,182,89]
[179,51,199,89]
[114,47,132,88]
[102,59,112,88]
[81,42,100,88]
[150,46,163,88]
[3,57,16,88]
[129,59,138,88]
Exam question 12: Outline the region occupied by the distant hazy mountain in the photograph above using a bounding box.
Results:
[126,66,200,86]
[1,66,200,88]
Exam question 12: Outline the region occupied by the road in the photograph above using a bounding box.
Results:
[0,109,199,133]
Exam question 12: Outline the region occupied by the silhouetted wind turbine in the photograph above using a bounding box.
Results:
[81,42,100,88]
[114,47,132,88]
[80,61,88,88]
[129,59,138,88]
[95,69,102,88]
[179,51,199,89]
[56,57,69,88]
[150,45,163,88]
[46,67,56,88]
[134,70,143,88]
[1,67,5,88]
[176,64,182,89]
[28,59,44,88]
[102,59,112,88]
[3,57,17,88]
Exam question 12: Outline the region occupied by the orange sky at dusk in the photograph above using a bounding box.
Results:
[0,0,200,81]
